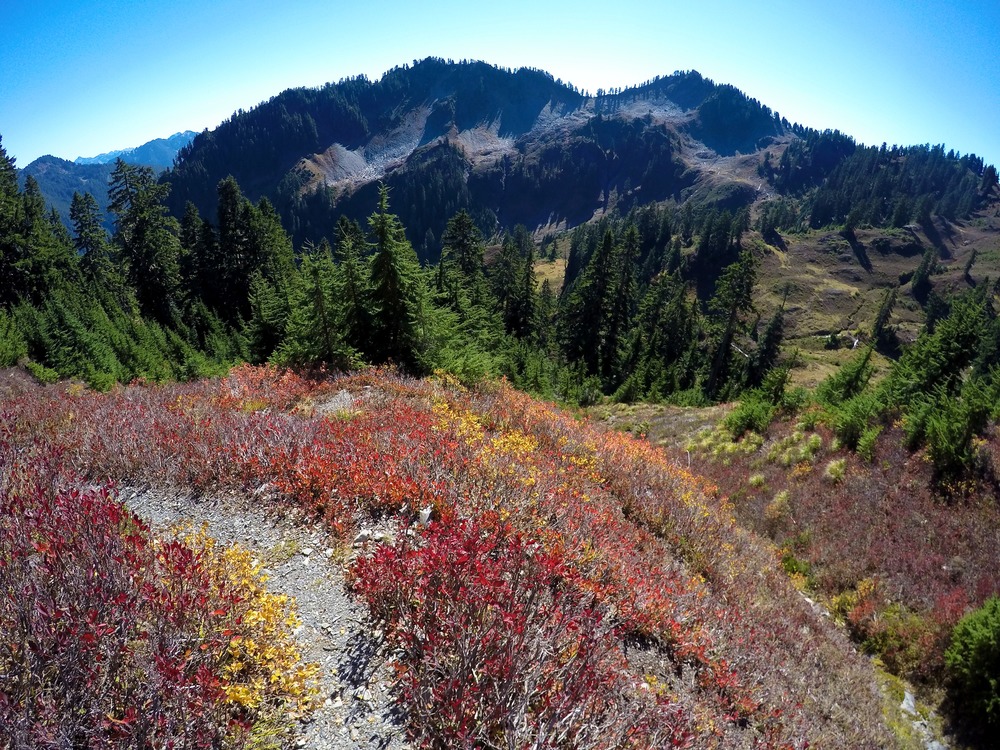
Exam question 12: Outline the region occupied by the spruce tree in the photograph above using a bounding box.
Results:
[440,209,488,305]
[70,191,120,293]
[705,246,758,399]
[108,160,182,324]
[333,215,371,354]
[273,240,353,369]
[366,184,428,371]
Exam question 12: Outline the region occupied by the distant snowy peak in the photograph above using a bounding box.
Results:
[74,131,197,169]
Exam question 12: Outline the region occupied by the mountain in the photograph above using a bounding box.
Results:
[163,58,786,258]
[17,156,117,230]
[161,58,998,362]
[74,130,197,170]
[164,57,994,268]
[19,131,196,230]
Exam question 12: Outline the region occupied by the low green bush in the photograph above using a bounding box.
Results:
[946,596,1000,736]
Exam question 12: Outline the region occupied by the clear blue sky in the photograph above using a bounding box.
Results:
[2,0,998,168]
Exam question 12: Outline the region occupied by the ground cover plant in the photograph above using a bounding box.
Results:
[0,436,317,748]
[0,365,902,748]
[680,404,1000,741]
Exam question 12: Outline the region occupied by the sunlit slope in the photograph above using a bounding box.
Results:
[0,367,898,748]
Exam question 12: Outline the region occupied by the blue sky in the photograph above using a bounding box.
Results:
[2,0,998,168]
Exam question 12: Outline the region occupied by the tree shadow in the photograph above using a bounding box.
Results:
[920,218,952,260]
[842,229,872,273]
[338,626,407,747]
[763,229,788,253]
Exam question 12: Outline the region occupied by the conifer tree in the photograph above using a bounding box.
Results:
[273,240,353,369]
[366,184,428,371]
[490,225,537,339]
[6,177,81,305]
[333,215,371,353]
[70,191,120,293]
[248,197,295,291]
[246,272,289,362]
[213,176,254,319]
[747,299,785,389]
[108,159,182,324]
[440,210,487,292]
[600,225,639,387]
[616,271,701,401]
[561,228,615,371]
[705,246,758,399]
[0,138,19,305]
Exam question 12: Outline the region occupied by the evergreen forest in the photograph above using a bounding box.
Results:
[0,137,790,407]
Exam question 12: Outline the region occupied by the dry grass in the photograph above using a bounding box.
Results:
[589,401,732,449]
[533,257,567,292]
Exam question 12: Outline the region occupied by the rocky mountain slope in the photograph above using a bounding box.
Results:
[163,57,786,257]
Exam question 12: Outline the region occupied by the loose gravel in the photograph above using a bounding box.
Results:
[122,487,409,750]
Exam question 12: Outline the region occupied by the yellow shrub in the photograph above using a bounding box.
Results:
[182,527,319,724]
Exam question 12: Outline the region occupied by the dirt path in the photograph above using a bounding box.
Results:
[122,487,408,750]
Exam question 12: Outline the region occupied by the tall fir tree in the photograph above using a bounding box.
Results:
[705,246,758,399]
[108,159,182,324]
[70,191,121,295]
[333,215,371,354]
[273,240,353,369]
[366,184,428,371]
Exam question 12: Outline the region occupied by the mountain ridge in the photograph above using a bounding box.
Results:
[73,130,198,169]
[18,130,197,230]
[162,58,787,256]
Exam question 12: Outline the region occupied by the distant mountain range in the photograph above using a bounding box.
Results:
[19,131,197,229]
[73,131,197,170]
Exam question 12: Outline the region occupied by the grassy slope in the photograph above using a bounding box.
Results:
[619,403,1000,747]
[754,210,1000,388]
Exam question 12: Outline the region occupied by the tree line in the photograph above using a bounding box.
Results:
[759,131,997,233]
[0,135,784,406]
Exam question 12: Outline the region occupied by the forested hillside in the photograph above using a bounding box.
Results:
[162,58,787,257]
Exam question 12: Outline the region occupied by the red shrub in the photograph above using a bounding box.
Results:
[350,516,694,750]
[0,449,311,748]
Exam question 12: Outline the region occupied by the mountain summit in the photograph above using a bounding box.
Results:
[164,58,785,257]
[74,130,198,170]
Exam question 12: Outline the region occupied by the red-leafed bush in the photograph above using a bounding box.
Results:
[350,515,694,750]
[0,451,315,749]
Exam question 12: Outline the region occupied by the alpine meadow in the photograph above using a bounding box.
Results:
[3,57,1000,749]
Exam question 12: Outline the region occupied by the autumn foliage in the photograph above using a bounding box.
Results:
[0,436,315,747]
[0,365,899,748]
[683,414,1000,693]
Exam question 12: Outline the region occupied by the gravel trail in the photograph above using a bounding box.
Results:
[122,487,408,750]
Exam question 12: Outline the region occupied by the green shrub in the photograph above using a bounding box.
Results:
[0,311,28,366]
[856,425,882,462]
[824,458,847,483]
[24,359,59,384]
[723,394,776,437]
[830,390,883,449]
[945,596,1000,735]
[816,346,875,406]
[925,381,991,480]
